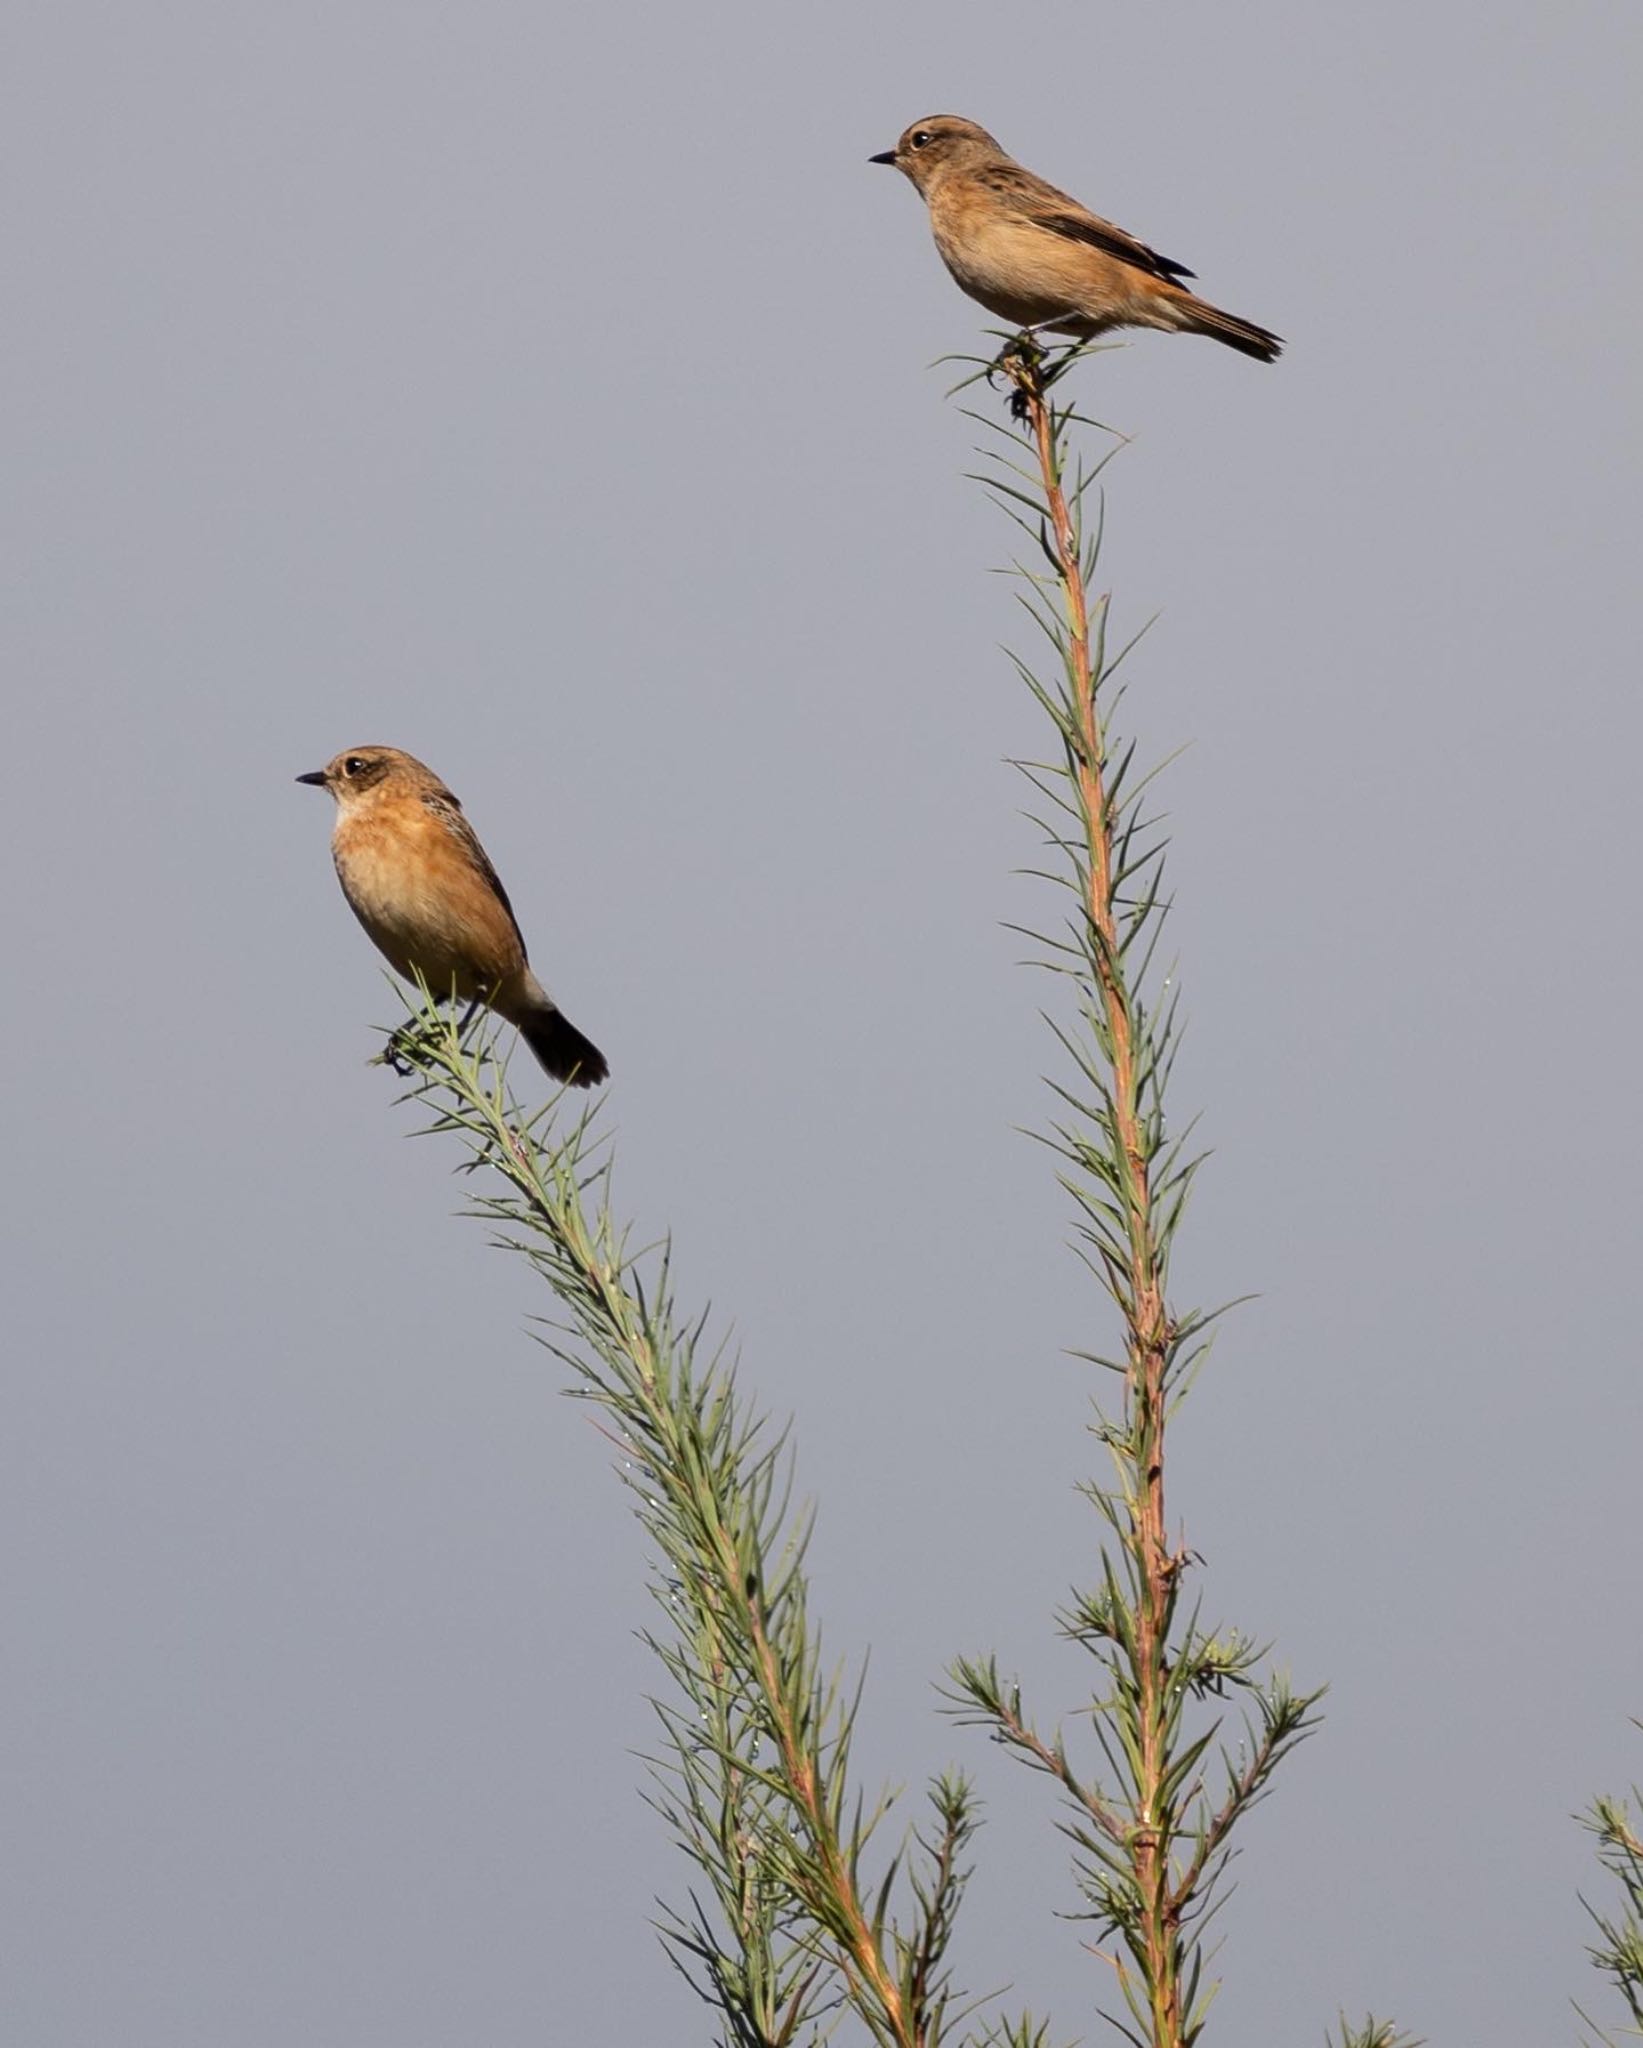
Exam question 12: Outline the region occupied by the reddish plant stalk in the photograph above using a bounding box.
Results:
[1009,349,1182,2046]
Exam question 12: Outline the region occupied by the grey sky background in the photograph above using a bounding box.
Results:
[5,1,1641,2040]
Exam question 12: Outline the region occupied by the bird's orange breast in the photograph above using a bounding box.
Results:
[331,801,525,997]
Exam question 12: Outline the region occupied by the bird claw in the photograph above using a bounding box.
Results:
[383,1028,419,1076]
[382,1019,446,1074]
[984,331,1045,420]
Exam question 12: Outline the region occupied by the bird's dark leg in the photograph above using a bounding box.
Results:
[983,330,1047,419]
[986,328,1040,378]
[383,1025,421,1075]
[382,996,465,1075]
[989,330,1045,420]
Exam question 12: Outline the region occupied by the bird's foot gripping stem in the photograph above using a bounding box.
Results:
[986,330,1047,419]
[380,1024,428,1076]
[379,996,488,1076]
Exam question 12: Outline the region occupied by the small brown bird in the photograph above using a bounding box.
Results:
[297,746,608,1086]
[871,114,1281,361]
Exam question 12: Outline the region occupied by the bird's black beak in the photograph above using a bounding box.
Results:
[869,149,898,166]
[295,769,328,786]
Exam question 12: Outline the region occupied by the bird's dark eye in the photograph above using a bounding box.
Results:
[343,756,368,777]
[910,129,933,149]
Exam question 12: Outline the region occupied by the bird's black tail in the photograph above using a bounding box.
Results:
[521,1006,609,1087]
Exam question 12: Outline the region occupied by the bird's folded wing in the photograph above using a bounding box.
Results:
[985,166,1196,281]
[1037,210,1195,282]
[421,790,529,954]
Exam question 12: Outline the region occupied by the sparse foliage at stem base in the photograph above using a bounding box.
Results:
[1579,1738,1643,2044]
[942,334,1324,2048]
[1325,2017,1424,2048]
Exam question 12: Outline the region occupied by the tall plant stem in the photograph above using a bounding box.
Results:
[1006,342,1180,2044]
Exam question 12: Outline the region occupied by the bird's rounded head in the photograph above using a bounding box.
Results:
[295,745,445,808]
[869,115,1007,194]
